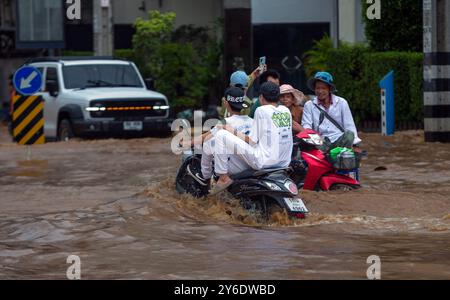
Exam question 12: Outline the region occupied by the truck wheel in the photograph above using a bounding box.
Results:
[58,119,74,142]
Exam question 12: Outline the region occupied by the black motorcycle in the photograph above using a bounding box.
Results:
[175,148,309,220]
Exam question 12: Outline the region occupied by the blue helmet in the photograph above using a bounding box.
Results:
[230,71,248,88]
[307,71,337,92]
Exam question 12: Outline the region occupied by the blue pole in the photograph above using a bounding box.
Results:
[379,71,394,135]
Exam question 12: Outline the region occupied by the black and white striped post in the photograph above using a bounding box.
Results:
[423,0,450,142]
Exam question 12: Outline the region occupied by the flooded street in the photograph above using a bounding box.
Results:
[0,125,449,279]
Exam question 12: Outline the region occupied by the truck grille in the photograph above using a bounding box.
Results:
[89,99,169,120]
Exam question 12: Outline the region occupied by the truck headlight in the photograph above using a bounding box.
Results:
[85,106,106,112]
[153,105,170,110]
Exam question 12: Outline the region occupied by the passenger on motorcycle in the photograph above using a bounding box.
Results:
[302,71,362,153]
[210,82,293,195]
[219,66,267,119]
[279,84,305,134]
[187,87,253,186]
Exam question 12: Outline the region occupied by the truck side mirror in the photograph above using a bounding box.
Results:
[145,78,155,90]
[47,80,59,97]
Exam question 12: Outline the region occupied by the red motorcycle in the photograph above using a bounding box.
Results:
[290,129,361,191]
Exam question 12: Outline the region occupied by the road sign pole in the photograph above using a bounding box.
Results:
[423,0,450,142]
[94,0,114,56]
[12,66,45,147]
[12,95,45,145]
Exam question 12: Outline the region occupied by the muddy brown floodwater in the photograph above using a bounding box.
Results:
[0,125,449,279]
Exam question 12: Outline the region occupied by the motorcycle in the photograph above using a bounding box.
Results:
[289,129,361,191]
[175,147,309,220]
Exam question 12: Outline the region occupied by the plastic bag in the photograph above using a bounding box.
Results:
[329,147,359,170]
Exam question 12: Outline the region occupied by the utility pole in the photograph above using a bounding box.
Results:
[423,0,450,142]
[93,0,114,56]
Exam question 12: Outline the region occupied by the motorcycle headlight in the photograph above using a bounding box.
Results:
[308,134,324,146]
[264,181,282,191]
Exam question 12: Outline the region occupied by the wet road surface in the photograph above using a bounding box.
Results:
[0,126,449,279]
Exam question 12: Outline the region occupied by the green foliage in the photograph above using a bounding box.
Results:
[172,19,225,107]
[359,52,423,123]
[362,0,422,52]
[303,34,334,78]
[326,43,370,124]
[114,49,136,62]
[132,10,223,110]
[303,36,423,125]
[133,10,176,78]
[407,53,424,122]
[151,43,208,108]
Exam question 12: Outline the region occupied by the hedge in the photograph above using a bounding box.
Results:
[305,42,423,125]
[359,52,423,124]
[114,49,136,63]
[362,0,422,52]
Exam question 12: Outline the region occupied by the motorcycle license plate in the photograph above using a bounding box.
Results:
[284,198,309,213]
[123,121,143,131]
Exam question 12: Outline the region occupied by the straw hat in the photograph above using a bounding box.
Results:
[279,84,305,106]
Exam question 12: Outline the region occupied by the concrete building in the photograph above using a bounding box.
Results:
[0,0,225,112]
[250,0,365,91]
[338,0,366,44]
[1,0,365,113]
[64,0,223,51]
[113,0,223,29]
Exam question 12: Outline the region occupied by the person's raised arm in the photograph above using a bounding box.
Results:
[248,64,266,85]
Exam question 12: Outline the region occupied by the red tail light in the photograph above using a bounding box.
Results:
[294,213,305,219]
[285,182,298,195]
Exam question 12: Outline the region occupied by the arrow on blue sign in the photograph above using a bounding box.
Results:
[13,66,43,96]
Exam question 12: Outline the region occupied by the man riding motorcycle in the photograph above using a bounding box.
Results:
[302,71,362,153]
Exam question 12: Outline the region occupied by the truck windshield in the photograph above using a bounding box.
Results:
[63,64,143,89]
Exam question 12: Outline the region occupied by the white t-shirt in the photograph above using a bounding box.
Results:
[302,95,362,144]
[249,105,293,169]
[210,115,253,136]
[225,115,253,135]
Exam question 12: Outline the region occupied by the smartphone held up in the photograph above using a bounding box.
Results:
[259,56,266,73]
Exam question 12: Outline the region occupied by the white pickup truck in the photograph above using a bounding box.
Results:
[26,57,172,141]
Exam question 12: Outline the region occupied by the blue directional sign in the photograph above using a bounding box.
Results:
[379,70,395,136]
[13,66,43,96]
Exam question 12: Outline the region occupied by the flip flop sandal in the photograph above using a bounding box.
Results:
[209,180,234,196]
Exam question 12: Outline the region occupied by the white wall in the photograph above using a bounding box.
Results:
[339,0,356,43]
[224,0,250,9]
[339,0,366,43]
[165,0,222,28]
[113,0,223,28]
[252,0,334,24]
[251,0,338,45]
[355,0,366,42]
[113,0,148,24]
[251,0,366,45]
